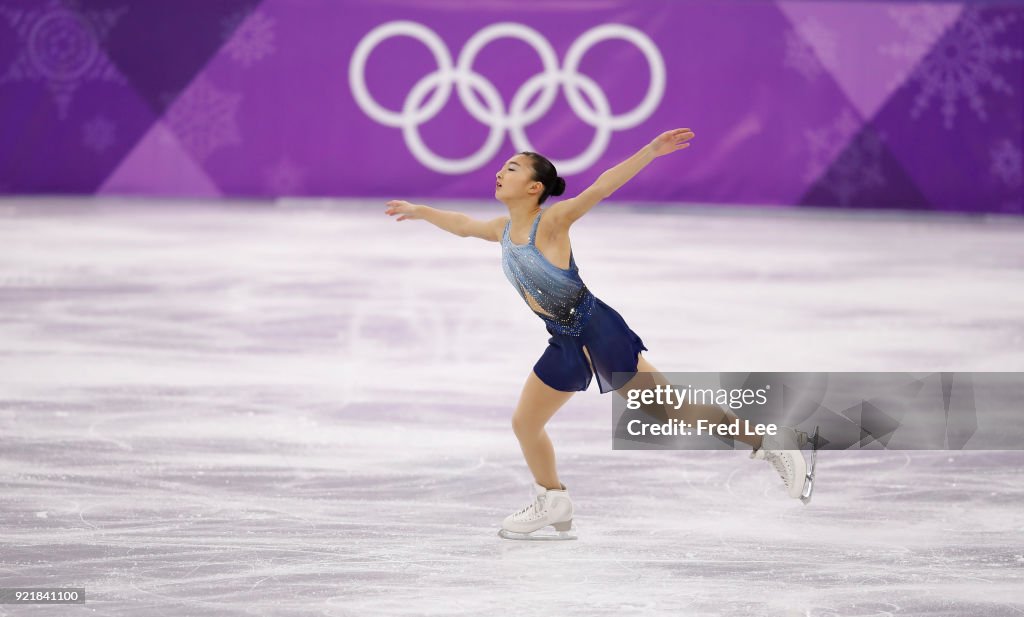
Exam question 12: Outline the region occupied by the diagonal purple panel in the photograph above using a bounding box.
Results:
[82,0,258,192]
[99,120,221,197]
[868,5,1024,214]
[83,0,259,117]
[777,1,963,123]
[798,113,931,211]
[0,0,152,192]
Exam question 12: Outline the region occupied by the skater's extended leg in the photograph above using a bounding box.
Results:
[614,353,764,450]
[511,371,577,490]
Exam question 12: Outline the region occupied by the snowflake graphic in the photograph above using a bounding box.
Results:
[803,107,859,183]
[903,7,1023,129]
[163,76,242,163]
[800,17,839,73]
[265,158,305,195]
[990,138,1022,189]
[221,8,276,68]
[783,17,838,82]
[783,28,822,81]
[880,4,962,92]
[823,131,887,206]
[805,108,886,206]
[0,0,126,120]
[81,115,115,152]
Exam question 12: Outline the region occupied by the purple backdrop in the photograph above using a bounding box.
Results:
[0,0,1022,214]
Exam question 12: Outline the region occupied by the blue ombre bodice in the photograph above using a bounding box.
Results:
[501,209,596,336]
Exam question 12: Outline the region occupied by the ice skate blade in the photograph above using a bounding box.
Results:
[498,526,578,541]
[800,474,815,505]
[799,426,820,505]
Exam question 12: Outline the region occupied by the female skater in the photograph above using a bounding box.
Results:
[385,129,816,540]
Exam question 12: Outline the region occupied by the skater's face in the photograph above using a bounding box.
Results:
[495,155,543,203]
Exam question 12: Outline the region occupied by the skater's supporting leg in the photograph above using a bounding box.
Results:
[615,354,764,450]
[511,370,577,490]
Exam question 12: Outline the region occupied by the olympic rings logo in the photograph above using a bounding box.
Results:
[349,21,665,175]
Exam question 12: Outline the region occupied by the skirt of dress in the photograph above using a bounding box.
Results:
[532,296,648,394]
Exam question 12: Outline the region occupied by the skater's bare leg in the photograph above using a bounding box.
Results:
[614,353,764,450]
[511,371,577,490]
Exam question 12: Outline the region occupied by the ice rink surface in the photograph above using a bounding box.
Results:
[1,197,1023,616]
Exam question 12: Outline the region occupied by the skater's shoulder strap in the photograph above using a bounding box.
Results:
[528,209,543,245]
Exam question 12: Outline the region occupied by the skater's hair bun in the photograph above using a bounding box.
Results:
[550,176,566,198]
[519,151,567,205]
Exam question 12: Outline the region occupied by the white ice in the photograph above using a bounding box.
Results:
[0,197,1022,616]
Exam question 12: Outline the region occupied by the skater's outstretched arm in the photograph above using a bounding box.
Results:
[385,200,508,242]
[546,128,694,227]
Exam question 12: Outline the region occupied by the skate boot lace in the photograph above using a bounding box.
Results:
[515,494,545,519]
[765,451,792,489]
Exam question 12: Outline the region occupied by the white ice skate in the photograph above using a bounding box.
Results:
[750,425,820,504]
[498,482,577,540]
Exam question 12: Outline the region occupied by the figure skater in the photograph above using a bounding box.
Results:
[385,128,817,540]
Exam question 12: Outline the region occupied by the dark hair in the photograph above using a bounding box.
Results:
[519,151,566,205]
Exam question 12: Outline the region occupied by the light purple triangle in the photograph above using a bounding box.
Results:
[777,2,963,121]
[99,120,221,197]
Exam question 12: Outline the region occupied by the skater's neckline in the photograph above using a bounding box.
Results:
[503,211,576,273]
[506,209,542,247]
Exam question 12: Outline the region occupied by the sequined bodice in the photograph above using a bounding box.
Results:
[501,209,596,336]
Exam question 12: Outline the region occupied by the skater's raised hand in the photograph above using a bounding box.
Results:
[545,127,696,227]
[648,128,695,157]
[385,199,423,222]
